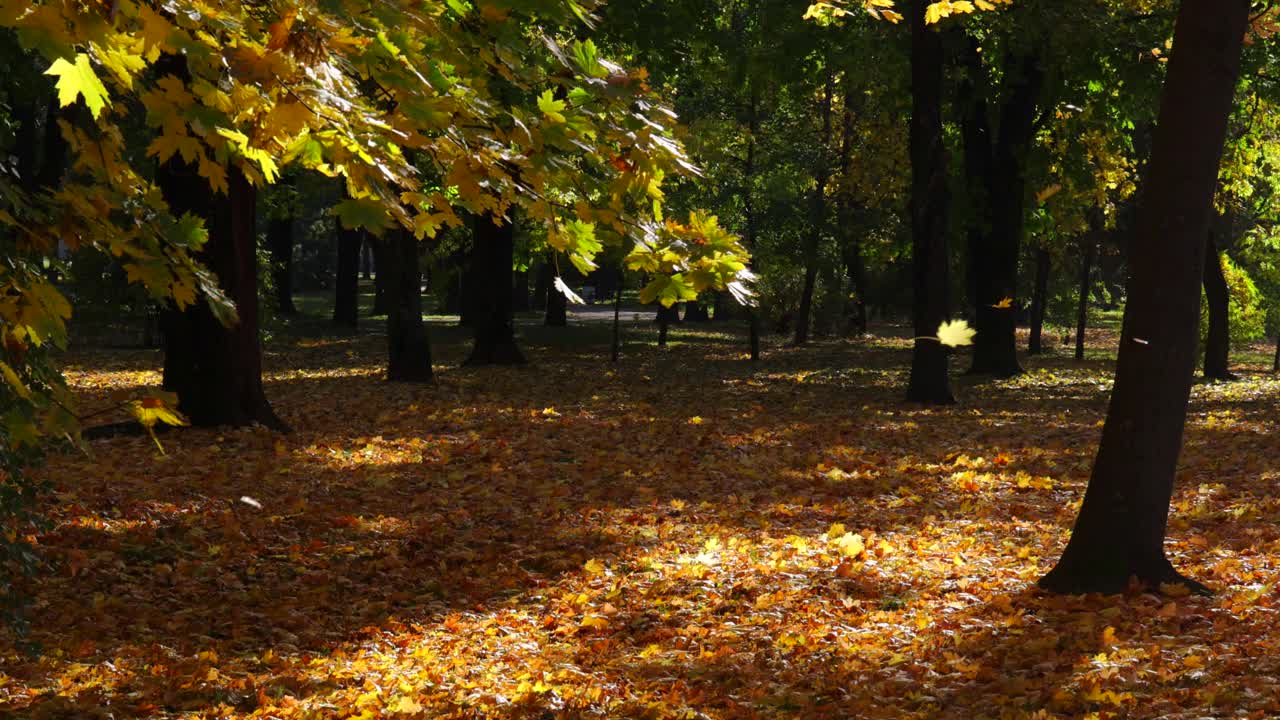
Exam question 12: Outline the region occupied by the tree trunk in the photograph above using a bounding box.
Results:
[361,242,373,280]
[513,269,531,313]
[382,230,432,382]
[1202,231,1234,380]
[906,0,954,405]
[1039,0,1248,595]
[657,305,679,348]
[371,251,390,316]
[1075,227,1098,362]
[545,257,568,327]
[464,216,526,365]
[267,214,297,315]
[333,224,361,328]
[684,302,711,322]
[611,279,623,362]
[1028,247,1051,355]
[963,43,1041,376]
[1273,333,1279,373]
[794,71,835,347]
[159,166,285,430]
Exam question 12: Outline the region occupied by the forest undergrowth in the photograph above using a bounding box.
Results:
[3,322,1280,720]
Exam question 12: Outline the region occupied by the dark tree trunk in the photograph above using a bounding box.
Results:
[159,166,285,431]
[464,216,526,365]
[611,279,623,362]
[371,248,390,316]
[1202,231,1234,381]
[267,214,297,315]
[837,73,868,337]
[963,44,1041,377]
[533,260,550,312]
[1273,333,1280,373]
[745,92,762,361]
[657,305,680,348]
[361,242,373,280]
[381,230,432,382]
[333,224,361,328]
[513,269,531,313]
[794,71,835,347]
[1039,0,1248,595]
[1028,247,1051,355]
[545,259,568,327]
[906,0,954,405]
[684,302,711,322]
[1075,228,1098,362]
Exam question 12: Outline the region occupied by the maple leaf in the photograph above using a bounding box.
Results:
[991,297,1014,310]
[538,90,567,124]
[936,319,976,347]
[45,54,111,119]
[127,393,188,454]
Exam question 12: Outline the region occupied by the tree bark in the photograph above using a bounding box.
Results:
[906,0,954,405]
[611,279,624,362]
[159,167,285,430]
[962,43,1041,376]
[794,70,835,347]
[657,305,680,348]
[545,256,568,327]
[267,213,297,315]
[464,215,526,365]
[382,230,432,382]
[333,223,361,328]
[1202,231,1234,381]
[1039,0,1248,595]
[1075,236,1096,362]
[1028,247,1051,355]
[684,302,711,322]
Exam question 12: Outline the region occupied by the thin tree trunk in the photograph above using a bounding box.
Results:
[1075,236,1096,362]
[1273,333,1280,373]
[611,278,623,362]
[794,70,835,347]
[545,256,568,327]
[267,214,297,315]
[657,305,679,348]
[383,230,432,382]
[1028,247,1051,354]
[1202,231,1234,380]
[361,242,373,280]
[1039,0,1248,595]
[906,0,954,404]
[464,215,526,365]
[333,224,361,328]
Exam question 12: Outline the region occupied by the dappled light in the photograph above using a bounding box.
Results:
[4,323,1280,718]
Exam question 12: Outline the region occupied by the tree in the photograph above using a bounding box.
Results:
[906,0,955,405]
[380,229,433,383]
[1039,0,1250,595]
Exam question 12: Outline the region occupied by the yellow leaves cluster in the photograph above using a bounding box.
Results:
[804,0,1009,25]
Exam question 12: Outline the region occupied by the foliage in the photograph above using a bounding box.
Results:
[7,326,1280,716]
[0,0,751,447]
[1200,253,1266,349]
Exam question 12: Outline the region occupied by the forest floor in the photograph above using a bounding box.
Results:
[4,310,1280,719]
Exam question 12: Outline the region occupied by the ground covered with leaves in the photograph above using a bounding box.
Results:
[4,319,1280,719]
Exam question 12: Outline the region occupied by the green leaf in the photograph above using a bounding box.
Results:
[333,197,391,234]
[538,90,566,124]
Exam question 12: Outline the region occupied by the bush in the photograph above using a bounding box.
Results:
[1200,254,1266,349]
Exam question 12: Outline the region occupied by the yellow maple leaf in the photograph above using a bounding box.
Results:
[936,319,976,348]
[45,54,111,119]
[834,532,865,558]
[991,297,1014,310]
[390,695,424,714]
